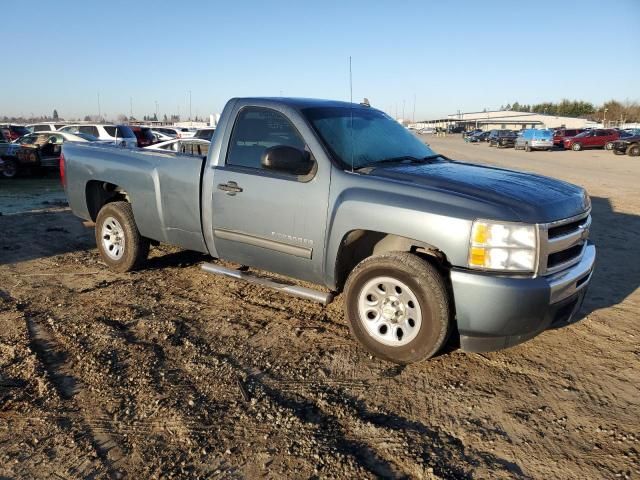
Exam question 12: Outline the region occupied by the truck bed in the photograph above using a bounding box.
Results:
[62,142,208,252]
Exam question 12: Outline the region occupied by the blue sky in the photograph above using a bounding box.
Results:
[1,0,638,120]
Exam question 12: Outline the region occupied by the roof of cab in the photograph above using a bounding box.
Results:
[233,97,370,110]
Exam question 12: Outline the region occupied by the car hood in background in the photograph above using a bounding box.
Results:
[369,161,589,223]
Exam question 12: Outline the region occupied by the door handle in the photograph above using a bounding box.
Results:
[217,181,243,195]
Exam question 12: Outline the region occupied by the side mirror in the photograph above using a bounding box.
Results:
[261,145,313,176]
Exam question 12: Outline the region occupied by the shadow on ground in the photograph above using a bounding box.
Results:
[581,196,640,314]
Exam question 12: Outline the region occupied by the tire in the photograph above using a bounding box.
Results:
[344,252,451,364]
[525,143,531,152]
[95,201,150,272]
[572,143,582,151]
[1,158,18,178]
[627,144,640,157]
[605,142,614,151]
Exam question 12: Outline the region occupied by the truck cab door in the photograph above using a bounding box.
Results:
[208,106,330,285]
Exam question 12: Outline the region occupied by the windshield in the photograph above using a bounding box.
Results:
[303,106,436,169]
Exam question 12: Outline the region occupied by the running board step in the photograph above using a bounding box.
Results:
[201,263,334,305]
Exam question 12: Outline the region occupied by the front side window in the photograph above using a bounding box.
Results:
[33,125,50,132]
[303,106,435,169]
[227,107,305,169]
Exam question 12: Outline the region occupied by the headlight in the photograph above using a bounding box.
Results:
[468,220,537,272]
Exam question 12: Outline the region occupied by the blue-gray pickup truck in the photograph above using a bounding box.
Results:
[62,98,596,364]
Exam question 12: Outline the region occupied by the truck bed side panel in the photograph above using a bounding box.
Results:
[63,143,207,252]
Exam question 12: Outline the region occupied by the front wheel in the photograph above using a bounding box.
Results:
[344,252,451,364]
[605,142,614,151]
[572,143,582,151]
[95,201,150,272]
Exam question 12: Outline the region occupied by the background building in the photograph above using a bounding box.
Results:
[412,110,598,131]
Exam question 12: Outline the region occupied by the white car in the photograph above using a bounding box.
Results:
[144,138,210,156]
[59,124,138,147]
[152,127,197,139]
[27,123,68,132]
[151,130,174,143]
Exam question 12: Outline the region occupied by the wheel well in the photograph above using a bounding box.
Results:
[85,180,129,221]
[334,230,448,291]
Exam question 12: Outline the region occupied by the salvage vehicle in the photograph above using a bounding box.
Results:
[130,126,156,148]
[62,98,596,364]
[514,129,554,151]
[487,129,517,148]
[2,132,95,178]
[563,129,619,151]
[610,134,640,156]
[26,123,68,132]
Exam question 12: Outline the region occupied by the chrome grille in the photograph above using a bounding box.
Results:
[537,210,591,276]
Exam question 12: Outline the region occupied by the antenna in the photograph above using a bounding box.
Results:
[349,56,354,172]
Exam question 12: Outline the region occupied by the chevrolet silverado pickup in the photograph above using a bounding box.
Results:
[62,98,596,364]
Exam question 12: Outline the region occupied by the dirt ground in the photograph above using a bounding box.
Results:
[1,138,638,479]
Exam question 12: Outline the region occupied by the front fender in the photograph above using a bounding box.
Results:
[324,186,473,289]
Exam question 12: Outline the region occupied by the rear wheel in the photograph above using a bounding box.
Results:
[95,201,150,272]
[344,252,451,364]
[1,159,18,178]
[605,142,614,151]
[572,143,582,151]
[627,144,640,157]
[525,143,531,152]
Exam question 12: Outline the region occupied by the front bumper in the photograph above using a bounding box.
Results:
[450,243,595,352]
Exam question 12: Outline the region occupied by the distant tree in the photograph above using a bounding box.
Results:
[152,113,158,121]
[53,109,59,120]
[84,115,92,121]
[117,114,128,123]
[511,102,521,111]
[163,114,168,122]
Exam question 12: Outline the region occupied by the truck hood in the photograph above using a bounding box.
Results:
[369,161,589,223]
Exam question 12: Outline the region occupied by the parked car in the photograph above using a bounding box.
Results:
[62,97,595,364]
[3,131,94,178]
[552,128,586,148]
[59,124,137,148]
[152,127,196,139]
[418,127,435,134]
[563,129,619,151]
[144,138,210,156]
[610,134,640,157]
[193,128,216,141]
[26,123,67,132]
[0,124,30,142]
[130,126,156,147]
[487,130,517,147]
[515,129,554,152]
[151,130,174,143]
[622,128,640,137]
[463,129,482,138]
[466,131,489,143]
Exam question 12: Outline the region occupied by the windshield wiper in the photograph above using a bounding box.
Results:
[355,154,441,171]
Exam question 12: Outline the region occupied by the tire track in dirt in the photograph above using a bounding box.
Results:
[23,304,129,479]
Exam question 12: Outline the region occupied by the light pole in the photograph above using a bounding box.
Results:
[603,108,608,127]
[189,90,192,121]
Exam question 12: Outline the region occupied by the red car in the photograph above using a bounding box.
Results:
[130,126,156,147]
[563,129,619,151]
[553,128,586,147]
